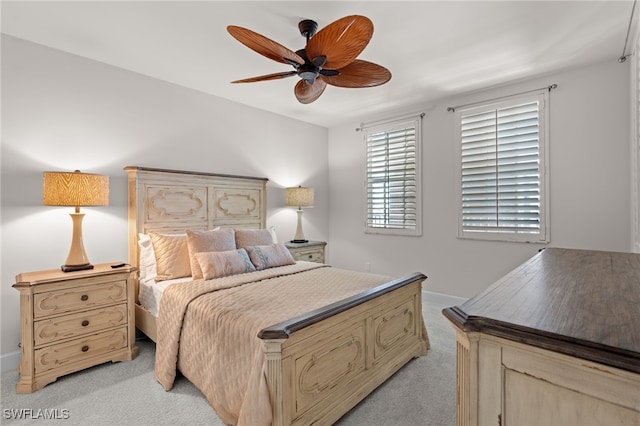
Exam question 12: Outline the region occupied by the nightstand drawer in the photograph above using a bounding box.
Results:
[292,249,324,263]
[34,281,127,318]
[34,327,128,373]
[34,304,128,347]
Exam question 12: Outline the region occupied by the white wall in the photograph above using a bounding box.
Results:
[0,36,329,361]
[1,35,634,367]
[328,59,631,298]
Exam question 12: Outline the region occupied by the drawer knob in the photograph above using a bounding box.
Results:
[81,294,89,301]
[81,345,89,352]
[81,320,89,327]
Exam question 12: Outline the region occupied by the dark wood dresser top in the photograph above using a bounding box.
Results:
[442,248,640,373]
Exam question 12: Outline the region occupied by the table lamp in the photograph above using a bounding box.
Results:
[43,170,109,272]
[285,186,314,243]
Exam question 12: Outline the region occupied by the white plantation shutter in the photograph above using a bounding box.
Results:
[365,116,422,236]
[456,92,549,242]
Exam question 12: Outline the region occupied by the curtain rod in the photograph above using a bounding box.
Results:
[618,0,638,63]
[446,84,557,112]
[355,112,425,132]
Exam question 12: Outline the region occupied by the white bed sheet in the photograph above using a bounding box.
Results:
[139,277,192,317]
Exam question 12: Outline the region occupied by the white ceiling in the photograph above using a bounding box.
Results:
[1,1,637,128]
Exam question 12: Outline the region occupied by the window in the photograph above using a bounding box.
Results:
[455,91,549,243]
[364,115,422,236]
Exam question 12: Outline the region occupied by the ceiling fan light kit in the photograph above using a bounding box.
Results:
[227,15,391,104]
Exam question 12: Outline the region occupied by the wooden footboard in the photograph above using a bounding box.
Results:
[259,273,429,426]
[135,272,429,425]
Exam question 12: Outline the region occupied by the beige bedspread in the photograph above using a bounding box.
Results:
[155,262,402,426]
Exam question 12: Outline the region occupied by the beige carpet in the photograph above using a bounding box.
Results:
[1,291,462,426]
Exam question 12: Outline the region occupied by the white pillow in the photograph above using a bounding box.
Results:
[268,226,278,244]
[138,233,157,283]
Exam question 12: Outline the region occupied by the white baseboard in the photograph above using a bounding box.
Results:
[1,350,20,373]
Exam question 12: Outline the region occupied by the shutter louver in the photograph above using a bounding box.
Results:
[366,124,418,232]
[460,101,541,234]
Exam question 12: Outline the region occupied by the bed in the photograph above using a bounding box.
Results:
[125,166,430,426]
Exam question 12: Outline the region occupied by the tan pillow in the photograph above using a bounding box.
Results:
[186,228,236,279]
[148,233,191,281]
[195,249,256,280]
[245,243,296,270]
[235,228,274,249]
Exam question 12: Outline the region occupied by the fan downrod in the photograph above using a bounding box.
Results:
[298,19,318,40]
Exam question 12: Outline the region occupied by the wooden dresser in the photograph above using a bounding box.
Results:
[285,240,326,263]
[13,263,138,393]
[442,248,640,426]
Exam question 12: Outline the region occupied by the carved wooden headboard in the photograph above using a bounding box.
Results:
[124,166,268,268]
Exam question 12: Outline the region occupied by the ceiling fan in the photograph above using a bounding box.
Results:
[227,15,391,104]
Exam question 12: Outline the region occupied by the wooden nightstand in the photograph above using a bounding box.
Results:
[12,263,138,393]
[285,240,326,263]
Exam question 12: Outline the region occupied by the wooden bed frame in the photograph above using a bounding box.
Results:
[125,166,429,426]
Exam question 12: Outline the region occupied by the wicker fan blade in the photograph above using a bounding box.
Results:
[294,79,327,104]
[320,60,391,88]
[231,71,297,83]
[227,26,305,66]
[306,15,374,70]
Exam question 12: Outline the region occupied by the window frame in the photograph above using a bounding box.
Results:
[363,115,422,237]
[454,91,550,243]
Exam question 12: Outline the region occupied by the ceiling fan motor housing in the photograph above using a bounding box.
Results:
[298,19,318,39]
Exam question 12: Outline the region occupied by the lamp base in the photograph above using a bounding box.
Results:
[61,263,94,273]
[62,212,93,273]
[292,209,309,244]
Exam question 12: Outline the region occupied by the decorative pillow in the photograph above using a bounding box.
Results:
[234,228,274,249]
[138,233,157,283]
[245,243,296,270]
[195,249,256,280]
[149,232,191,281]
[186,228,236,279]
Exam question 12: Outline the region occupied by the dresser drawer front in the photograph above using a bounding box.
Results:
[34,327,128,373]
[34,281,127,318]
[34,304,128,347]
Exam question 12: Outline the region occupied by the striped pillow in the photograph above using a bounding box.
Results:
[245,243,295,270]
[195,249,256,280]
